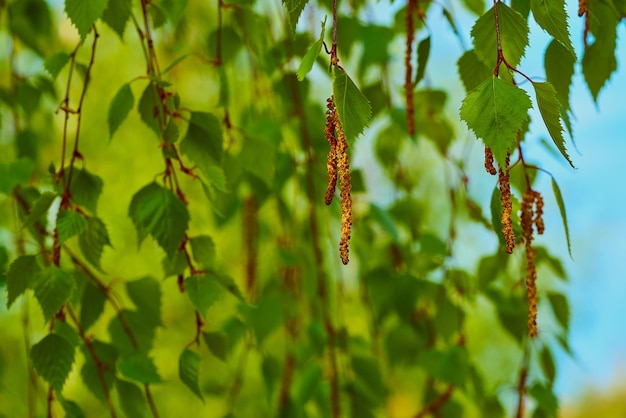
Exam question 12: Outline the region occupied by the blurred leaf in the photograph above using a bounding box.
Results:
[109,83,134,139]
[295,362,322,404]
[186,274,223,318]
[179,349,204,402]
[116,379,148,417]
[102,0,132,39]
[60,398,85,418]
[31,267,74,322]
[0,160,35,194]
[180,112,224,172]
[202,331,228,361]
[54,321,80,348]
[30,334,75,391]
[119,352,162,384]
[7,255,41,308]
[57,209,87,244]
[79,216,112,271]
[128,182,190,258]
[333,67,372,143]
[81,340,117,402]
[108,310,156,355]
[22,191,56,230]
[126,277,162,327]
[240,295,283,343]
[189,235,216,268]
[540,346,556,387]
[415,36,431,85]
[138,83,162,136]
[547,292,569,331]
[58,168,104,215]
[64,0,109,39]
[530,383,559,416]
[44,52,71,79]
[551,178,572,257]
[80,281,106,331]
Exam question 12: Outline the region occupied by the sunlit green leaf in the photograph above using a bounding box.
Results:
[333,67,372,143]
[31,333,75,391]
[460,76,532,167]
[190,235,216,268]
[109,83,134,139]
[282,0,309,36]
[544,40,575,111]
[31,266,74,321]
[530,0,574,56]
[472,3,529,68]
[128,182,190,258]
[64,0,109,39]
[457,49,491,93]
[179,349,204,402]
[58,168,104,214]
[532,82,573,168]
[297,17,325,81]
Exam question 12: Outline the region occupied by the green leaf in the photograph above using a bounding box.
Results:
[60,398,85,418]
[547,292,569,331]
[108,310,156,355]
[179,349,204,402]
[119,353,162,384]
[296,362,322,404]
[80,281,106,331]
[138,83,161,136]
[540,346,556,387]
[530,383,559,416]
[297,17,325,81]
[32,267,75,321]
[460,76,532,167]
[180,112,224,172]
[64,0,109,39]
[116,379,148,417]
[186,274,223,318]
[282,0,309,36]
[582,40,617,102]
[332,67,372,143]
[532,82,573,168]
[544,40,575,110]
[128,182,190,258]
[101,0,132,39]
[44,52,71,79]
[30,334,75,391]
[79,216,112,271]
[472,3,529,68]
[530,0,574,57]
[457,50,491,93]
[415,36,431,85]
[0,159,35,194]
[126,277,162,327]
[80,340,117,402]
[240,294,283,343]
[57,210,87,244]
[551,178,571,257]
[54,321,80,348]
[189,235,216,268]
[202,331,228,361]
[108,83,134,139]
[7,255,41,308]
[23,191,57,230]
[58,168,104,214]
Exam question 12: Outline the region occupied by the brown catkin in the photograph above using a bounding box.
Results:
[484,147,497,175]
[521,188,538,338]
[324,97,338,205]
[534,190,545,235]
[499,155,515,254]
[336,123,352,265]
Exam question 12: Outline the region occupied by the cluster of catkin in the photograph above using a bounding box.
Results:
[485,146,545,338]
[325,96,352,265]
[521,188,544,338]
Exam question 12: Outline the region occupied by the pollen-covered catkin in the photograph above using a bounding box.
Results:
[484,147,497,175]
[499,155,515,254]
[325,97,338,205]
[336,125,352,265]
[521,188,539,338]
[533,190,545,235]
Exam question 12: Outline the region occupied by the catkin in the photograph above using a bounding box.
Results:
[325,97,338,205]
[336,124,352,265]
[499,155,515,254]
[484,147,497,175]
[521,188,542,339]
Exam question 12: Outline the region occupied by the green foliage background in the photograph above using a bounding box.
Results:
[0,0,622,417]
